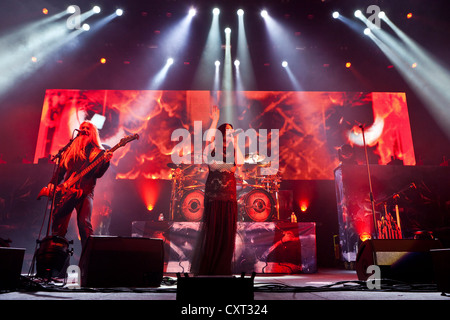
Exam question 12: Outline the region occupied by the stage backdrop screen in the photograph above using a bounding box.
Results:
[34,90,415,181]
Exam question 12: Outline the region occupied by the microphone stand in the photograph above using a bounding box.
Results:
[30,134,78,278]
[46,136,77,236]
[360,125,378,240]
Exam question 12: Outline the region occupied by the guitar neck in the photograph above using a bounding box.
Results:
[64,134,138,189]
[68,152,106,188]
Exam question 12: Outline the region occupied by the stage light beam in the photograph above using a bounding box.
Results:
[189,8,196,17]
[67,5,76,14]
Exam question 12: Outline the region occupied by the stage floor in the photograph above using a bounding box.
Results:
[1,268,448,301]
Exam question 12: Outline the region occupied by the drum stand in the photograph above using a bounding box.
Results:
[360,125,379,239]
[169,169,181,221]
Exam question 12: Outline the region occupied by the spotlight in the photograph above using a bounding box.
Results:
[363,28,371,35]
[345,62,351,68]
[42,8,48,15]
[93,6,101,14]
[332,11,339,19]
[31,57,38,63]
[100,58,106,64]
[167,58,174,65]
[67,5,76,14]
[407,12,413,19]
[282,61,288,68]
[213,8,220,15]
[234,60,240,67]
[188,8,196,17]
[378,11,386,19]
[411,62,417,68]
[215,60,221,67]
[82,23,90,31]
[116,9,123,16]
[224,27,231,34]
[354,10,362,18]
[261,10,268,18]
[237,9,244,16]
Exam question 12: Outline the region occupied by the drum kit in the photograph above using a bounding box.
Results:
[167,152,282,222]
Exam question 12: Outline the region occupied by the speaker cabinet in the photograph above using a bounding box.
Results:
[356,239,443,283]
[0,247,25,290]
[431,249,450,293]
[79,236,164,288]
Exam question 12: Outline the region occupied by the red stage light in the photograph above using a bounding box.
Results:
[345,62,351,68]
[406,13,413,19]
[100,58,106,64]
[360,232,372,242]
[299,201,308,212]
[42,8,48,15]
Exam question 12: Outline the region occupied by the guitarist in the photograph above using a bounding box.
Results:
[39,120,113,249]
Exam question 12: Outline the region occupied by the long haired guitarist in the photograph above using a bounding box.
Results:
[38,120,113,249]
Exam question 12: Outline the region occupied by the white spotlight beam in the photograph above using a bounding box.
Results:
[160,10,196,61]
[237,7,255,90]
[149,58,175,89]
[366,20,450,138]
[193,10,221,89]
[222,26,234,117]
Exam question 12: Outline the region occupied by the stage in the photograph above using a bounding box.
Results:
[1,268,448,302]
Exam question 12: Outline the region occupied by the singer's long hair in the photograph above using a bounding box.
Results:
[61,120,104,169]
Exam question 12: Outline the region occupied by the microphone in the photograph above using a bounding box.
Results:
[75,129,88,136]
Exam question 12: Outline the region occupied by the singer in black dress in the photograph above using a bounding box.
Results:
[192,106,242,275]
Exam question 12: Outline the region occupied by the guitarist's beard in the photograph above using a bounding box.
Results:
[62,134,93,169]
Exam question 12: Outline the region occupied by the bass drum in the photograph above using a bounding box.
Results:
[180,189,205,222]
[243,188,275,222]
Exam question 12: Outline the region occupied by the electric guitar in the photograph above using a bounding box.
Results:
[37,133,139,209]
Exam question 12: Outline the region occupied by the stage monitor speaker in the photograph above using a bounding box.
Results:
[431,249,450,293]
[79,236,164,288]
[0,247,25,290]
[176,275,254,302]
[356,239,443,283]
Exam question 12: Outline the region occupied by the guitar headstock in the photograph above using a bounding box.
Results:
[117,133,139,148]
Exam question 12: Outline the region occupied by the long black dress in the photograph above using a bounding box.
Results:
[192,161,238,275]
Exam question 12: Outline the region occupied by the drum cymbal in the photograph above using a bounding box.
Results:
[245,153,266,164]
[183,185,204,189]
